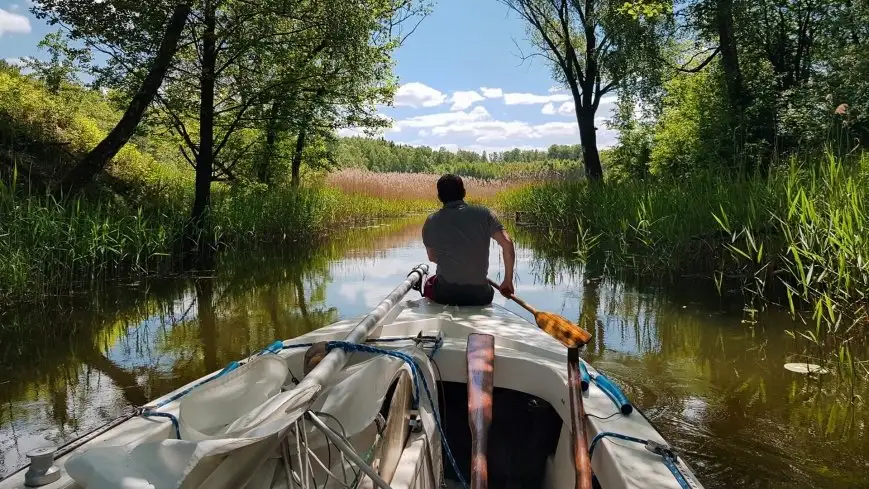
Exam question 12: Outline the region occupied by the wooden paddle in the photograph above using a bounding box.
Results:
[487,279,594,489]
[487,279,592,347]
[467,333,495,489]
[567,347,593,489]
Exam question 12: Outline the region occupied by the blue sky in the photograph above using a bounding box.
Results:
[0,0,620,153]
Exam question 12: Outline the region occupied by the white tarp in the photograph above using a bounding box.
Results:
[65,354,315,489]
[63,348,433,489]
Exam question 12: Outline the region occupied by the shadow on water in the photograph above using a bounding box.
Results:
[1,216,867,488]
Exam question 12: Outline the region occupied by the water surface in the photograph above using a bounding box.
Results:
[1,218,866,488]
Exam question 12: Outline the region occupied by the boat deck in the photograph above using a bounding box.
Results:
[0,296,704,489]
[302,298,704,489]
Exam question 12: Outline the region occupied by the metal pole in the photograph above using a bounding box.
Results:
[290,264,428,405]
[306,411,394,489]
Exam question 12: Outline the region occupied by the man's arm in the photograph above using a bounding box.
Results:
[492,229,515,296]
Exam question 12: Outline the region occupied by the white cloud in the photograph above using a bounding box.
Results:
[0,8,31,37]
[339,82,625,152]
[393,82,446,108]
[480,87,503,98]
[548,86,565,93]
[449,90,485,111]
[429,119,580,143]
[337,127,369,137]
[503,92,573,105]
[541,101,576,116]
[4,57,25,66]
[391,106,490,132]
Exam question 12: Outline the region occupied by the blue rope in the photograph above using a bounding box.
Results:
[140,411,181,439]
[589,432,692,489]
[135,335,450,455]
[324,340,469,489]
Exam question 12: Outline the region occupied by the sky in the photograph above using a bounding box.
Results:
[0,0,621,153]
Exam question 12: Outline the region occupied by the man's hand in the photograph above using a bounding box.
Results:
[498,278,515,298]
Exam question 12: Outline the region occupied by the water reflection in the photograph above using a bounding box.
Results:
[1,218,867,488]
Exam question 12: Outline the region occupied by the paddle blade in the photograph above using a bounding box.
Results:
[534,311,592,348]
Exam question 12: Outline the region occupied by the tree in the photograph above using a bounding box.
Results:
[148,0,425,224]
[33,0,427,233]
[499,0,669,180]
[22,30,92,94]
[58,4,191,194]
[254,0,412,187]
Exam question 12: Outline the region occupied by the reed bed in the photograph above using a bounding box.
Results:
[500,152,869,377]
[325,168,522,203]
[433,160,584,181]
[0,178,430,305]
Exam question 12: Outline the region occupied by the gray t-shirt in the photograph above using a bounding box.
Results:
[422,200,504,285]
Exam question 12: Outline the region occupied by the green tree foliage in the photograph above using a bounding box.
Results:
[608,0,869,176]
[499,0,671,180]
[21,30,92,95]
[329,137,586,179]
[33,0,428,232]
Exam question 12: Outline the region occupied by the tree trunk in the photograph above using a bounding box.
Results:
[195,278,219,373]
[191,1,216,226]
[59,3,191,195]
[80,347,148,406]
[715,0,747,115]
[291,126,307,187]
[294,274,311,327]
[259,100,283,185]
[577,109,603,180]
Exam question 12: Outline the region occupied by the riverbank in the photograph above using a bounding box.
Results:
[0,183,433,306]
[499,154,869,376]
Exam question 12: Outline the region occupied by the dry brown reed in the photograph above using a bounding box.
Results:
[325,168,521,202]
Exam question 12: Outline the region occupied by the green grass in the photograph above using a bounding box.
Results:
[499,152,869,376]
[0,62,442,306]
[0,175,434,305]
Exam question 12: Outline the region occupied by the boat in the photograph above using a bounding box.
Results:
[0,264,704,489]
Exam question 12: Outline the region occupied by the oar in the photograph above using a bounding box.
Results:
[487,279,592,348]
[487,279,593,489]
[467,333,495,489]
[567,347,594,489]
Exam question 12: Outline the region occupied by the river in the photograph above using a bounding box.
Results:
[1,218,866,488]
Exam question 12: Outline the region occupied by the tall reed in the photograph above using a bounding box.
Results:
[325,168,520,203]
[499,152,869,376]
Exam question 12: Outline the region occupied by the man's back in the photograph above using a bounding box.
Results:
[422,200,503,286]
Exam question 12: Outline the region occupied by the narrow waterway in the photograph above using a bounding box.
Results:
[1,218,866,488]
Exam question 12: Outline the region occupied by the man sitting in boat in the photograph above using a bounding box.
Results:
[421,173,516,306]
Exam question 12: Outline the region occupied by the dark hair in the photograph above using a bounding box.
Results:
[437,174,465,203]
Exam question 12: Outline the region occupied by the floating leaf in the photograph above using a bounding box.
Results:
[783,363,829,375]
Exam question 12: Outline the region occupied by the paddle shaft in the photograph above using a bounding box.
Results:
[487,278,537,314]
[467,334,495,489]
[567,347,594,489]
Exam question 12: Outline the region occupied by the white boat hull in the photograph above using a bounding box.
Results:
[0,296,705,489]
